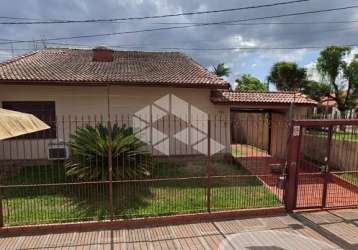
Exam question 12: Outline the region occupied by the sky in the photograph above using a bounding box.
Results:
[0,0,357,89]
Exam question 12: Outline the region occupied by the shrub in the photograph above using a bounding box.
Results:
[65,123,150,181]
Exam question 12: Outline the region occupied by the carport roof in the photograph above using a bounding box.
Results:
[211,90,317,106]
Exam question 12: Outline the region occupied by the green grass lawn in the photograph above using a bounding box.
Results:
[2,193,109,226]
[231,146,245,157]
[2,160,281,226]
[340,172,358,185]
[306,130,358,142]
[230,145,268,157]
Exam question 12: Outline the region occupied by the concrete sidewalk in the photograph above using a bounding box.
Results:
[1,209,353,250]
[295,208,358,250]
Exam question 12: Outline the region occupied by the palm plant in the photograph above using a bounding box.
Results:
[212,63,230,77]
[267,61,307,91]
[65,123,150,181]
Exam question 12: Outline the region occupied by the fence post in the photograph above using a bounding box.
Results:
[285,122,302,212]
[108,119,114,221]
[107,84,114,221]
[0,186,3,227]
[207,118,212,213]
[321,125,333,207]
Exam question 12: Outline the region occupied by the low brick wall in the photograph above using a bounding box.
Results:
[329,174,358,194]
[235,157,272,175]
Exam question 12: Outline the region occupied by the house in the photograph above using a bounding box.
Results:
[316,95,357,119]
[0,47,316,160]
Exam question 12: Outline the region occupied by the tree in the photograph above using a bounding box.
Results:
[300,80,331,101]
[316,46,357,116]
[235,74,268,91]
[343,55,358,110]
[267,61,307,91]
[211,63,230,77]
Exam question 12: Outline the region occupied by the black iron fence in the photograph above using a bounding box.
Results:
[0,114,290,226]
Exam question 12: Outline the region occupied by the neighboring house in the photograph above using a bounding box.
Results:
[316,95,357,119]
[0,47,316,160]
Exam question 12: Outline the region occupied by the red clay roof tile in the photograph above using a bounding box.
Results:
[211,90,317,105]
[0,48,229,89]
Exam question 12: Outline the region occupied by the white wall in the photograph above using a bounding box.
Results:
[0,84,230,159]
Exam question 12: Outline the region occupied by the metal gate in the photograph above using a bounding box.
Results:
[286,119,358,210]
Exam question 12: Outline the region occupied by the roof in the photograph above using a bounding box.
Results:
[319,96,336,107]
[211,90,317,105]
[0,48,229,89]
[319,94,357,108]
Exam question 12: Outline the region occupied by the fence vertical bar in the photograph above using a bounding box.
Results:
[207,118,212,213]
[0,186,3,227]
[321,125,333,208]
[285,122,302,212]
[108,119,113,221]
[107,84,114,221]
[268,112,272,155]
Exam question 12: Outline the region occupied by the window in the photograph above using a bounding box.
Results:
[2,101,57,139]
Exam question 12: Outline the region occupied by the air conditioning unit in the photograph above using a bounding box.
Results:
[48,142,69,160]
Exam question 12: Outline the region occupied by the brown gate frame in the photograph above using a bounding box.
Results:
[285,119,358,212]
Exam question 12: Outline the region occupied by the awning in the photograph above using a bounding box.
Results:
[0,108,50,140]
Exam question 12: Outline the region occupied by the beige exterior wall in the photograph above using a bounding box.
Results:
[231,112,269,151]
[0,85,230,159]
[270,113,288,160]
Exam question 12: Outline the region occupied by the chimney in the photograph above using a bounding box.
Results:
[93,46,113,62]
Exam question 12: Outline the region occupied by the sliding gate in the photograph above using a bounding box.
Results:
[291,119,358,210]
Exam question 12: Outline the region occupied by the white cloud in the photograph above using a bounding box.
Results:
[230,35,257,48]
[305,61,321,82]
[269,49,307,62]
[345,48,358,63]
